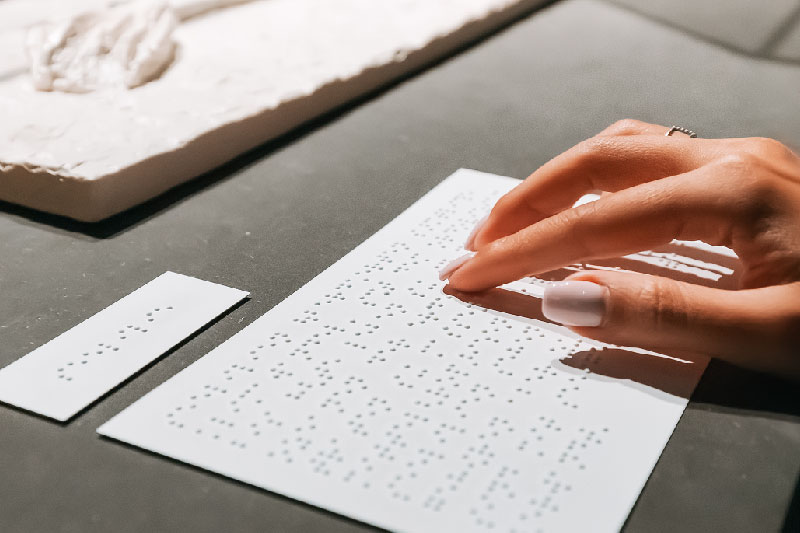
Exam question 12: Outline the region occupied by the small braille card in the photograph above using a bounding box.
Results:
[99,170,713,532]
[0,272,248,421]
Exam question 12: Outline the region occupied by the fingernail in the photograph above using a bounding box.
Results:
[464,215,488,251]
[542,281,609,327]
[439,252,475,281]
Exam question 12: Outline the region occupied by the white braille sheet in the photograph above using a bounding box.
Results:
[0,272,248,421]
[99,169,720,532]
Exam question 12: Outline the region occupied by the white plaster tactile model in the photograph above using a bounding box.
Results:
[27,0,256,93]
[99,170,722,532]
[0,0,544,221]
[0,272,248,421]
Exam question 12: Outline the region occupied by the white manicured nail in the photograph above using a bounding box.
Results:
[542,281,609,327]
[438,252,475,281]
[465,215,488,251]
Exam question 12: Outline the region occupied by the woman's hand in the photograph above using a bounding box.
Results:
[443,119,800,378]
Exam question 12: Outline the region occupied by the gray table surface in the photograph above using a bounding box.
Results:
[1,1,799,531]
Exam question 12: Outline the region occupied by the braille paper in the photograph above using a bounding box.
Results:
[0,272,248,421]
[99,170,716,532]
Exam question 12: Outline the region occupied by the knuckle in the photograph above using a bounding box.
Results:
[749,137,795,159]
[491,194,512,214]
[550,203,598,256]
[484,237,507,256]
[556,202,595,231]
[720,137,796,172]
[640,277,688,331]
[575,136,614,164]
[570,199,601,221]
[602,119,646,137]
[713,154,777,209]
[495,192,543,220]
[715,151,760,173]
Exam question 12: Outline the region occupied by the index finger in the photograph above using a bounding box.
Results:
[470,124,707,250]
[449,164,735,292]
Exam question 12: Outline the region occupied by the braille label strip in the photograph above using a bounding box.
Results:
[0,272,248,421]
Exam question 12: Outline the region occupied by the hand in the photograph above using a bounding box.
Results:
[444,119,800,378]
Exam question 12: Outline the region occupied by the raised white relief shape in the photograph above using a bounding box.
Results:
[0,271,248,421]
[0,0,542,221]
[26,0,256,93]
[99,170,721,532]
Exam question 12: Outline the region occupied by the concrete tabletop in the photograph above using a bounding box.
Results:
[1,1,799,531]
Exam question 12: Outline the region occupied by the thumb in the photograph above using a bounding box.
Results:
[541,270,800,378]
